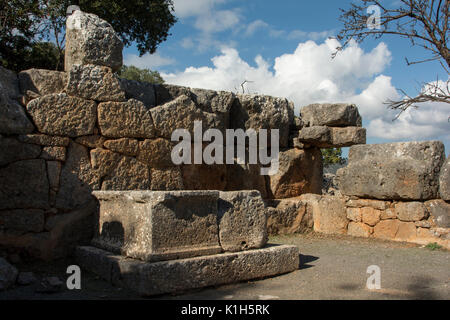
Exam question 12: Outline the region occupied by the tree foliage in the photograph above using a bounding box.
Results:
[118,65,165,84]
[322,148,347,167]
[0,0,176,71]
[335,0,449,118]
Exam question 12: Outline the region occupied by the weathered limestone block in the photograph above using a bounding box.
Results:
[373,219,400,240]
[232,94,294,148]
[150,167,184,191]
[0,66,21,99]
[101,156,150,191]
[0,258,18,291]
[75,135,106,148]
[312,195,348,234]
[150,95,223,138]
[0,159,49,210]
[18,69,67,96]
[425,200,450,228]
[300,103,362,127]
[0,91,34,134]
[266,199,312,235]
[218,191,268,252]
[40,146,66,161]
[269,148,323,199]
[119,79,156,107]
[360,207,382,226]
[346,199,389,210]
[137,138,173,167]
[98,99,156,138]
[395,201,428,222]
[65,10,123,72]
[395,221,417,242]
[66,64,126,102]
[0,209,45,233]
[181,163,227,191]
[297,126,366,148]
[91,191,222,262]
[56,142,100,210]
[225,163,268,198]
[18,134,70,147]
[347,222,372,238]
[104,138,139,156]
[336,141,446,200]
[0,137,41,166]
[76,244,299,297]
[27,93,97,137]
[440,155,450,200]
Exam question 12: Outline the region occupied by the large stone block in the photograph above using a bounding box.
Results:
[225,163,268,198]
[66,64,126,102]
[218,191,268,252]
[269,148,323,199]
[297,126,366,148]
[336,141,446,200]
[395,201,428,222]
[91,191,222,262]
[98,99,156,138]
[0,137,41,166]
[425,200,450,228]
[26,93,97,137]
[18,69,67,96]
[440,155,450,200]
[0,159,49,210]
[300,103,362,127]
[312,196,349,235]
[76,244,299,297]
[232,94,294,148]
[120,79,156,107]
[65,10,123,71]
[266,199,312,235]
[0,66,34,134]
[0,209,45,234]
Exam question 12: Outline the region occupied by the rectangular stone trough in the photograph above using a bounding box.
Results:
[91,190,223,262]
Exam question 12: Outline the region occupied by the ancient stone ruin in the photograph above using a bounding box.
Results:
[0,10,449,295]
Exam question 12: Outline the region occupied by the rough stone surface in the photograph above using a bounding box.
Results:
[0,258,18,291]
[0,66,21,99]
[0,159,49,210]
[27,93,97,137]
[17,134,70,147]
[232,94,294,148]
[74,135,105,148]
[395,222,417,242]
[18,69,67,96]
[0,209,45,234]
[181,163,227,191]
[269,148,323,199]
[46,161,62,191]
[336,141,446,200]
[0,90,34,134]
[395,202,428,222]
[119,79,156,107]
[439,155,450,200]
[297,126,366,148]
[0,137,41,166]
[360,207,382,226]
[75,244,299,296]
[373,219,401,240]
[218,191,268,252]
[347,222,372,238]
[225,163,268,199]
[346,199,388,210]
[66,64,126,102]
[300,103,362,127]
[65,10,123,72]
[425,200,450,228]
[91,191,222,262]
[266,199,312,235]
[40,146,66,161]
[56,142,100,210]
[104,138,139,156]
[150,95,222,138]
[150,167,184,191]
[137,138,173,167]
[98,99,156,138]
[101,156,151,191]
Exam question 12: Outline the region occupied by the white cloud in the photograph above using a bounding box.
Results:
[194,9,241,33]
[162,39,449,143]
[124,52,175,69]
[244,20,269,37]
[172,0,226,18]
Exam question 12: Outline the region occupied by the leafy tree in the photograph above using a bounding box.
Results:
[0,0,176,71]
[118,65,165,84]
[335,0,449,118]
[322,148,347,167]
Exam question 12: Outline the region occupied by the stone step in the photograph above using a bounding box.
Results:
[75,244,299,296]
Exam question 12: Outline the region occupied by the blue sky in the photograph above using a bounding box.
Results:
[123,0,449,155]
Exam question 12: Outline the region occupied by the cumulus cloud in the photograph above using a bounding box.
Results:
[124,52,175,69]
[162,39,449,143]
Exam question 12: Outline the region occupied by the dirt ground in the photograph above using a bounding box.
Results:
[0,232,449,300]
